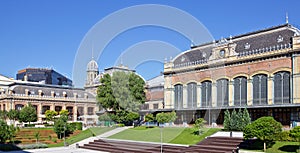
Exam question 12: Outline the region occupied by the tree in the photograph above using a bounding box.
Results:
[236,109,243,131]
[223,109,231,131]
[241,108,251,130]
[145,114,154,122]
[230,109,238,131]
[290,126,300,151]
[34,132,40,144]
[7,109,19,124]
[193,118,207,135]
[97,74,116,110]
[19,103,37,125]
[45,110,58,123]
[59,110,69,122]
[168,111,177,123]
[53,114,74,139]
[125,112,139,123]
[244,116,282,152]
[97,72,145,123]
[156,112,169,124]
[0,119,18,143]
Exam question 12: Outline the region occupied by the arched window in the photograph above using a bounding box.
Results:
[174,84,183,109]
[234,77,247,106]
[201,81,212,107]
[253,74,268,105]
[274,71,290,104]
[217,79,229,106]
[187,82,197,108]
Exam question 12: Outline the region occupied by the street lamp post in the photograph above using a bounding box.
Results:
[160,125,164,153]
[64,123,66,146]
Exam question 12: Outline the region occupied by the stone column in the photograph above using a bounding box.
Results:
[211,82,217,107]
[73,105,77,122]
[197,84,201,107]
[228,80,234,106]
[268,76,273,105]
[38,103,42,122]
[247,79,253,106]
[183,85,187,108]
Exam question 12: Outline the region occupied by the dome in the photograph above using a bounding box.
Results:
[87,59,98,71]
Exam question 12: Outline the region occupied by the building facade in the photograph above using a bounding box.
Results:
[0,75,98,125]
[140,75,165,114]
[164,24,300,125]
[17,68,73,87]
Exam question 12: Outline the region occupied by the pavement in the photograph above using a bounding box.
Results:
[210,131,244,138]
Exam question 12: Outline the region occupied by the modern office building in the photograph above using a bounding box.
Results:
[17,68,72,86]
[163,23,300,125]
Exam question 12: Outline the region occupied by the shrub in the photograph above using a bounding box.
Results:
[52,138,57,143]
[276,130,293,141]
[18,143,48,149]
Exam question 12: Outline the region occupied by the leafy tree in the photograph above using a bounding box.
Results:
[193,118,207,135]
[7,109,19,124]
[34,132,40,144]
[168,111,177,123]
[0,119,18,143]
[97,74,116,110]
[125,112,139,122]
[223,109,231,131]
[156,112,169,124]
[19,103,37,124]
[53,115,74,139]
[145,114,154,122]
[98,113,112,121]
[45,110,58,123]
[290,126,300,142]
[244,116,282,152]
[97,72,145,123]
[59,110,69,122]
[0,110,8,120]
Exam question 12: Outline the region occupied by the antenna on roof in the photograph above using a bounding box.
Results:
[286,12,289,24]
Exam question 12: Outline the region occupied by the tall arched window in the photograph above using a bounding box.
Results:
[253,74,268,105]
[201,81,212,107]
[234,76,247,106]
[187,82,197,108]
[274,71,290,104]
[217,79,229,106]
[174,84,183,109]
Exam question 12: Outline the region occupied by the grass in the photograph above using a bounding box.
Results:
[108,126,220,145]
[170,128,221,145]
[241,140,300,153]
[48,127,114,147]
[109,126,186,143]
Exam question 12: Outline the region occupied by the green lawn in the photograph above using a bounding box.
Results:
[48,127,114,147]
[108,126,185,143]
[108,126,220,145]
[170,128,221,145]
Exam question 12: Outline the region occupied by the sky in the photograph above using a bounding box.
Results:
[0,0,299,87]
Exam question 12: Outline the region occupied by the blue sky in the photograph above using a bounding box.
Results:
[0,0,299,87]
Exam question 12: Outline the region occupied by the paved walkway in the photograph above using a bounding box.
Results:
[210,131,244,138]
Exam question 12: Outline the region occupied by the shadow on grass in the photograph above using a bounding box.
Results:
[239,139,275,151]
[279,145,299,152]
[0,144,28,152]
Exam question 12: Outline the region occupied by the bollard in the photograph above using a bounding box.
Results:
[76,143,79,148]
[236,146,239,153]
[230,131,232,137]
